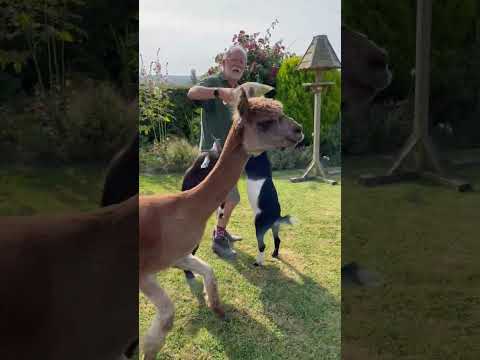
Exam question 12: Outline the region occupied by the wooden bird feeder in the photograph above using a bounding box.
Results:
[290,35,341,184]
[358,0,471,192]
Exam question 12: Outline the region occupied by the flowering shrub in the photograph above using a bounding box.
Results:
[207,19,292,87]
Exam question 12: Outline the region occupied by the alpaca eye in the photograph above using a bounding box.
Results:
[257,120,274,131]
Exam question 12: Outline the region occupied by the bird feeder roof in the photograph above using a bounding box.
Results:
[297,35,341,71]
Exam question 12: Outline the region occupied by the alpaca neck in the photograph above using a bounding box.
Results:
[188,123,249,220]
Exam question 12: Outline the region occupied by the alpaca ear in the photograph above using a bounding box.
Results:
[237,88,249,117]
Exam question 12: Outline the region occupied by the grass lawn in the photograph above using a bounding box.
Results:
[0,164,105,215]
[139,170,341,360]
[342,156,480,359]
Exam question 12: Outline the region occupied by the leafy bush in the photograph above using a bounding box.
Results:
[140,137,198,174]
[0,83,135,163]
[62,82,136,161]
[163,87,200,145]
[276,56,341,145]
[320,118,342,166]
[268,147,312,171]
[139,83,174,143]
[139,84,200,146]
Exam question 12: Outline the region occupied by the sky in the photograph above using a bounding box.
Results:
[139,0,341,76]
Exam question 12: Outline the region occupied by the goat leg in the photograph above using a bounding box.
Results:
[254,228,266,266]
[271,223,281,258]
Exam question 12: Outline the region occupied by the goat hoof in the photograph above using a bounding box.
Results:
[185,271,195,280]
[213,306,226,319]
[272,251,279,258]
[253,262,260,267]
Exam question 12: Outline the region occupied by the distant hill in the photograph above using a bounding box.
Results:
[140,74,193,87]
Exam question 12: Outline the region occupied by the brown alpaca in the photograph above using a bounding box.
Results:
[0,196,138,360]
[139,89,303,359]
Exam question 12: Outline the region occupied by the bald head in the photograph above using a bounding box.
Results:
[222,45,247,83]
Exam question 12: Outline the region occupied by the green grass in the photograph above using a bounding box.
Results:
[0,164,105,215]
[139,170,341,360]
[342,156,480,360]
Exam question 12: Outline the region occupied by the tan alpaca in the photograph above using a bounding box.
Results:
[139,89,303,359]
[0,196,138,360]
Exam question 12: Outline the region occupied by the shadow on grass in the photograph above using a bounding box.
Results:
[180,249,340,359]
[232,249,340,349]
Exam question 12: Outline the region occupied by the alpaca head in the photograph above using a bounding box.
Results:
[342,25,392,112]
[234,89,304,154]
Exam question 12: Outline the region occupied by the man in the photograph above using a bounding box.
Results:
[187,45,247,259]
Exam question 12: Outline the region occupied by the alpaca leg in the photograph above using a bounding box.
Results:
[139,274,174,360]
[254,229,266,266]
[271,223,281,258]
[174,255,225,318]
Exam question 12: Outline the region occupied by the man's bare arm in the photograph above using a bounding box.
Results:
[187,86,234,103]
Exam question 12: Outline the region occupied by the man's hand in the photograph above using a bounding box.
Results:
[218,88,235,104]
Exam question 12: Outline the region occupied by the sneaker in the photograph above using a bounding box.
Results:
[225,230,242,242]
[212,230,237,259]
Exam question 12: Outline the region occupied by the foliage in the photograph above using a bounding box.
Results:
[207,19,291,88]
[269,119,341,171]
[140,137,198,174]
[139,83,174,143]
[320,118,342,165]
[61,82,136,161]
[0,0,138,98]
[139,84,201,146]
[0,0,87,97]
[268,147,312,171]
[1,77,136,163]
[163,87,200,145]
[276,56,341,145]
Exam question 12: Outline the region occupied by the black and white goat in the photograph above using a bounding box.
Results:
[245,151,294,266]
[181,142,293,278]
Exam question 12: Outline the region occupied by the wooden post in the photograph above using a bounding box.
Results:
[312,70,325,177]
[359,0,471,192]
[290,75,337,184]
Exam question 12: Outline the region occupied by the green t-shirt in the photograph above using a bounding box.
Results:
[193,73,235,151]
